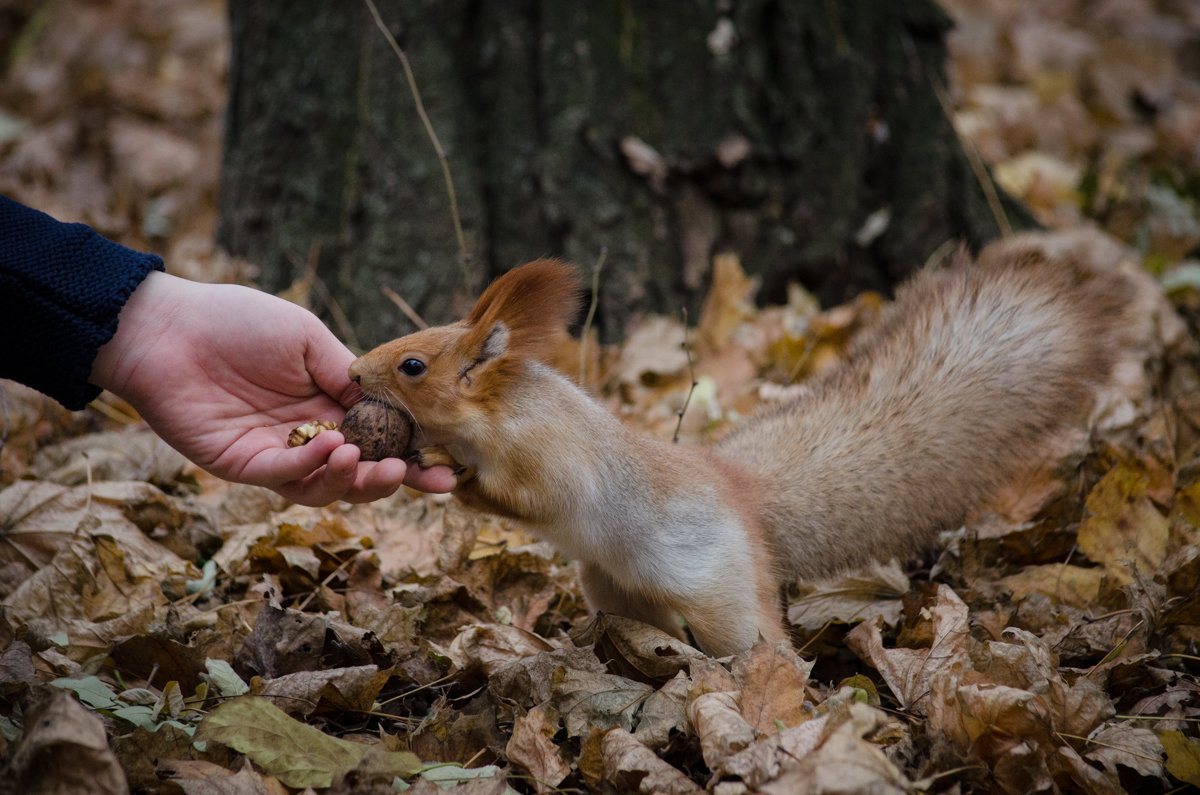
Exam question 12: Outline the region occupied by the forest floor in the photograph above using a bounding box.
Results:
[1,1,1199,793]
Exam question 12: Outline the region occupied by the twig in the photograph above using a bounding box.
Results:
[363,0,472,294]
[578,248,607,384]
[673,307,698,444]
[296,556,353,612]
[381,285,429,330]
[1053,731,1164,764]
[927,67,1012,238]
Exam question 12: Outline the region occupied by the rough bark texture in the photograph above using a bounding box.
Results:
[219,0,1034,347]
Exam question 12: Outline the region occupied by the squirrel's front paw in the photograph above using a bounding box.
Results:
[414,446,475,481]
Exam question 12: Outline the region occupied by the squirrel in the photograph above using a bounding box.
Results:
[348,244,1129,657]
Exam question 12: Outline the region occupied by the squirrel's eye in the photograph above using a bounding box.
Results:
[398,358,426,377]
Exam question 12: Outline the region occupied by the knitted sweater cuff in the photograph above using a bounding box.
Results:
[0,197,165,409]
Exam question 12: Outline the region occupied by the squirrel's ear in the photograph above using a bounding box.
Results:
[459,320,511,387]
[467,259,583,357]
[479,321,510,361]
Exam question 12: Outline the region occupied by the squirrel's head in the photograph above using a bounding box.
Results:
[349,258,583,434]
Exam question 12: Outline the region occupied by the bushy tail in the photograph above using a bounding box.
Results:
[716,242,1130,581]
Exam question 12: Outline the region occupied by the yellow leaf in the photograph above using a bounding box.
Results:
[1078,463,1169,581]
[998,563,1105,608]
[1159,730,1200,786]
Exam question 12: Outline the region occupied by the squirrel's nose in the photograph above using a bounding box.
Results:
[348,361,363,383]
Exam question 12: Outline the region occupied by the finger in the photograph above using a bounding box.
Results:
[273,444,361,507]
[300,318,360,406]
[403,462,458,493]
[240,430,346,486]
[338,458,408,504]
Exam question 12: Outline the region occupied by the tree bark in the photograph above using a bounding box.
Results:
[219,0,1033,347]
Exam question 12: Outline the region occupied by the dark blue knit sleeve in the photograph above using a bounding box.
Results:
[0,196,165,409]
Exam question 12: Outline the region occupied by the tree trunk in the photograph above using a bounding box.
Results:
[218,0,1033,348]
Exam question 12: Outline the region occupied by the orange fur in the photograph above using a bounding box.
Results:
[349,248,1130,657]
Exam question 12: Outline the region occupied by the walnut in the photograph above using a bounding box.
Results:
[339,399,413,461]
[287,420,338,448]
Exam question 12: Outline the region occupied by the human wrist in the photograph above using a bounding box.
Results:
[91,270,182,398]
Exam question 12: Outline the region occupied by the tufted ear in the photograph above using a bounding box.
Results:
[463,259,584,360]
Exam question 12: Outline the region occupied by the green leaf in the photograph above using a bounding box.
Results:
[109,705,159,731]
[204,658,249,697]
[51,676,119,710]
[196,696,420,789]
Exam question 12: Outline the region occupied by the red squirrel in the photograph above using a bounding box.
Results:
[348,245,1129,657]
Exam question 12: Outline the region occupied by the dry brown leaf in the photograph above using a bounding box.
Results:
[787,559,909,630]
[486,646,608,712]
[551,666,653,741]
[446,623,557,676]
[570,612,704,683]
[156,758,284,795]
[755,703,910,795]
[505,703,571,792]
[717,712,831,788]
[598,727,702,794]
[1083,722,1164,779]
[697,251,757,352]
[732,640,814,736]
[2,686,129,794]
[845,584,971,711]
[256,665,390,718]
[614,315,689,389]
[686,690,755,769]
[30,428,189,487]
[631,669,689,750]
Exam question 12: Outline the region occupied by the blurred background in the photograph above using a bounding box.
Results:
[0,0,1197,345]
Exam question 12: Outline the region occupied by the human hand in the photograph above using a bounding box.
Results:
[91,271,457,506]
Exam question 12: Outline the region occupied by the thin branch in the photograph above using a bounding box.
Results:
[381,284,429,330]
[363,0,472,293]
[579,248,607,384]
[673,307,698,444]
[927,67,1012,238]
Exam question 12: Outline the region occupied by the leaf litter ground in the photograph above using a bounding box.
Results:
[2,0,1200,792]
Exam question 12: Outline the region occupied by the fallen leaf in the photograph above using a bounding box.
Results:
[505,703,570,791]
[598,727,702,794]
[256,664,389,717]
[570,612,704,684]
[756,703,910,795]
[687,690,755,768]
[552,666,653,740]
[1078,461,1170,580]
[1083,722,1163,779]
[846,584,971,711]
[787,559,909,630]
[446,623,556,676]
[998,563,1106,608]
[631,669,690,750]
[155,758,280,795]
[1159,729,1200,786]
[732,640,814,735]
[3,686,129,795]
[195,696,419,789]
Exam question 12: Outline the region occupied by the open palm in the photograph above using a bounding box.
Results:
[91,272,454,505]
